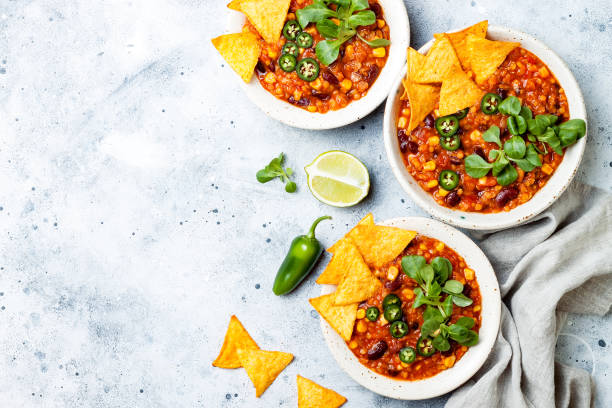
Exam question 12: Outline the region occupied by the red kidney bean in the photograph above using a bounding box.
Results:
[495,187,519,207]
[386,365,400,377]
[288,96,310,107]
[321,69,339,85]
[473,146,486,160]
[450,156,463,165]
[424,114,435,128]
[398,129,409,152]
[268,60,276,72]
[463,284,472,297]
[497,87,508,99]
[370,2,383,18]
[365,65,380,85]
[446,191,461,207]
[311,90,330,101]
[255,61,267,74]
[367,340,388,360]
[410,321,419,331]
[384,277,401,291]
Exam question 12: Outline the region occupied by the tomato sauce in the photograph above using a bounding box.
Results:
[347,235,482,381]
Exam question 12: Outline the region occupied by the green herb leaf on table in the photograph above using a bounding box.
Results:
[255,153,297,193]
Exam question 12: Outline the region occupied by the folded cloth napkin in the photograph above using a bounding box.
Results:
[446,182,612,408]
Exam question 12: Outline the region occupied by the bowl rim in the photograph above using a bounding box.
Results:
[382,25,587,230]
[319,216,501,400]
[225,0,410,130]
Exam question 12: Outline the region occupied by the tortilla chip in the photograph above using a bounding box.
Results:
[413,34,461,84]
[317,239,354,284]
[350,224,417,268]
[327,214,374,254]
[309,293,358,341]
[407,82,440,132]
[438,66,485,116]
[238,0,290,44]
[212,315,259,368]
[400,78,409,100]
[227,0,241,10]
[467,34,520,84]
[434,21,488,70]
[212,32,261,83]
[407,47,427,80]
[238,348,293,397]
[297,375,347,408]
[333,251,381,305]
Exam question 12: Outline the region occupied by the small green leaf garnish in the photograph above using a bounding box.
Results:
[256,153,297,193]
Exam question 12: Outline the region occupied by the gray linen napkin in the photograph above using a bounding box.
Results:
[446,182,612,408]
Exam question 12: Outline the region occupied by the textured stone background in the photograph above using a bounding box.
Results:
[0,0,610,407]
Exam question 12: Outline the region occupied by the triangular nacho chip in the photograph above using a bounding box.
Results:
[434,21,488,70]
[309,293,358,341]
[413,34,461,84]
[238,0,291,44]
[227,0,241,10]
[212,315,259,368]
[333,250,381,305]
[327,214,374,254]
[350,224,417,268]
[238,348,293,397]
[407,47,427,80]
[438,66,485,116]
[317,239,356,285]
[297,375,347,408]
[212,32,261,83]
[467,34,520,84]
[407,82,440,132]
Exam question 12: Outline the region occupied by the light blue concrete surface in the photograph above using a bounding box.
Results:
[0,0,610,407]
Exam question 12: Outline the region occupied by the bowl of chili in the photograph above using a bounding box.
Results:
[383,25,587,230]
[319,216,501,399]
[226,0,409,129]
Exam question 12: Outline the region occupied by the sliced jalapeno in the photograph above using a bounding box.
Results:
[399,346,416,364]
[481,93,501,115]
[382,294,401,310]
[366,306,380,322]
[390,321,409,338]
[435,115,459,137]
[283,20,301,40]
[455,108,469,120]
[296,58,320,82]
[278,54,297,72]
[383,304,402,323]
[439,170,459,191]
[282,42,299,57]
[296,31,313,48]
[439,135,461,151]
[417,336,435,357]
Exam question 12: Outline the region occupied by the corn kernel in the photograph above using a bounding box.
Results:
[538,66,549,78]
[410,157,422,170]
[357,320,367,333]
[264,72,276,84]
[400,361,409,368]
[267,50,277,59]
[387,266,399,281]
[470,130,482,141]
[473,305,481,312]
[349,340,358,349]
[401,288,414,300]
[331,18,340,25]
[474,204,483,211]
[542,163,553,175]
[428,136,440,146]
[419,243,427,250]
[401,108,411,116]
[423,160,436,171]
[307,106,317,112]
[340,79,353,92]
[287,13,295,20]
[372,47,386,58]
[376,19,386,28]
[435,242,445,252]
[356,308,366,319]
[456,151,464,159]
[310,78,322,90]
[464,268,475,281]
[397,116,408,129]
[438,188,449,197]
[443,355,456,368]
[379,315,388,325]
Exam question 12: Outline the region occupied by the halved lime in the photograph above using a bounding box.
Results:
[304,151,370,207]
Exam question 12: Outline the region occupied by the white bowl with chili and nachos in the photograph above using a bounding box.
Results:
[309,215,500,400]
[213,0,409,129]
[383,23,587,230]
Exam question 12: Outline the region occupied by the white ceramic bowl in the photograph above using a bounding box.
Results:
[226,0,409,129]
[320,217,501,400]
[383,26,587,230]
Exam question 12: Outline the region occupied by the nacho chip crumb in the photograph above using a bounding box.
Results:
[238,0,291,44]
[212,32,261,83]
[439,66,485,116]
[434,21,488,70]
[413,35,461,84]
[238,348,293,397]
[212,315,259,368]
[467,34,520,84]
[297,375,347,408]
[309,293,358,341]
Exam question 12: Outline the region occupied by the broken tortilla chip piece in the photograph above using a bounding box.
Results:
[212,315,259,368]
[404,48,440,131]
[227,0,241,10]
[467,34,520,84]
[297,375,347,408]
[334,252,381,305]
[413,34,461,84]
[309,293,358,341]
[327,213,374,254]
[434,21,488,70]
[350,224,417,268]
[438,66,485,116]
[212,32,261,83]
[238,0,290,44]
[238,348,293,397]
[317,239,358,285]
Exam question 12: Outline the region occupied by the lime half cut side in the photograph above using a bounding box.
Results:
[304,150,370,207]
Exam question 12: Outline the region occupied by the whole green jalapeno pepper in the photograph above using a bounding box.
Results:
[272,215,331,295]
